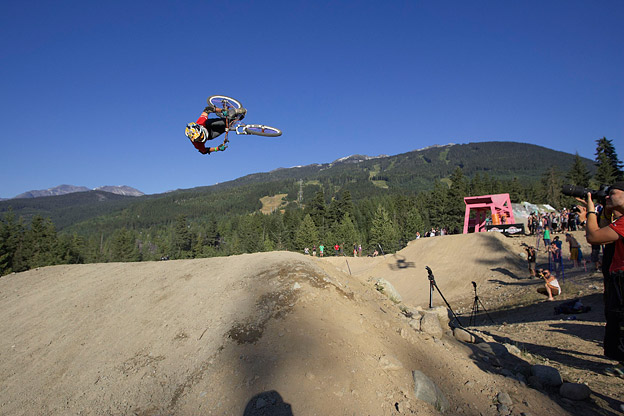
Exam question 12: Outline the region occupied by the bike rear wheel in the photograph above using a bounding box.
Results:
[208,95,243,110]
[243,124,282,137]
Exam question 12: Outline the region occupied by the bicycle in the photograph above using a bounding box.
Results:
[207,95,282,149]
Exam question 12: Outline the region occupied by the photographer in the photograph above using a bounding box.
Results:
[584,181,624,377]
[536,268,561,301]
[524,245,537,278]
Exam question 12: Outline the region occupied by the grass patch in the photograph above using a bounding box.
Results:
[259,194,288,214]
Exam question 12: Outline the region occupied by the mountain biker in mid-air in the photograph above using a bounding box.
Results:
[184,102,247,155]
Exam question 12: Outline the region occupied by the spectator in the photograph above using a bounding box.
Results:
[536,268,561,301]
[543,227,551,251]
[548,242,563,277]
[525,245,537,278]
[565,233,583,268]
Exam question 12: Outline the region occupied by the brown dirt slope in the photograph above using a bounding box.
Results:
[0,232,621,415]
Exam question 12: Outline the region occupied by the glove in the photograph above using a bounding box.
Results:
[204,104,216,114]
[217,144,227,151]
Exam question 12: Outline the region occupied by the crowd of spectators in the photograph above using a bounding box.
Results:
[526,205,600,235]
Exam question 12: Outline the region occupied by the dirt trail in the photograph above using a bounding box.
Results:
[0,231,621,415]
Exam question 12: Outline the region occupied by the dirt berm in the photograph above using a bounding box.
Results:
[0,231,620,415]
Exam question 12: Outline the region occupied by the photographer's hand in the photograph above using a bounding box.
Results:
[585,192,595,213]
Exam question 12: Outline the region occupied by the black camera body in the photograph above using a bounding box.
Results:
[561,184,610,204]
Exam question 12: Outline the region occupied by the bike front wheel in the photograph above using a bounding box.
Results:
[243,124,282,137]
[207,95,243,110]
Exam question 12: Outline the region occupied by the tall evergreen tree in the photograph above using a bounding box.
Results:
[447,168,468,233]
[294,214,319,251]
[427,181,451,229]
[307,190,327,230]
[595,137,623,183]
[25,216,58,268]
[173,215,193,259]
[541,167,563,208]
[369,205,399,253]
[405,207,425,240]
[334,213,359,250]
[110,227,140,262]
[566,153,592,187]
[0,211,25,275]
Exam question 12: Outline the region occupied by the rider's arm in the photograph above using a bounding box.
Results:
[191,140,209,154]
[197,112,209,126]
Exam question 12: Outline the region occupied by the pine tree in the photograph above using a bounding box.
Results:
[307,190,327,230]
[427,181,451,229]
[335,213,359,250]
[0,211,24,275]
[369,205,399,253]
[405,207,425,240]
[595,137,623,183]
[566,153,591,187]
[110,228,140,262]
[25,216,59,268]
[447,168,468,233]
[294,214,319,251]
[173,215,193,259]
[541,167,563,208]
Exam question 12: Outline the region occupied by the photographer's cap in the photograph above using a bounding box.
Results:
[609,182,624,192]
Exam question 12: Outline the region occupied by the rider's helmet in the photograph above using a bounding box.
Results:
[185,123,208,142]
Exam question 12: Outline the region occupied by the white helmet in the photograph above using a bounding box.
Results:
[185,123,208,142]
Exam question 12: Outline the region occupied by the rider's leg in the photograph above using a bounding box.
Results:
[206,118,227,140]
[206,105,247,120]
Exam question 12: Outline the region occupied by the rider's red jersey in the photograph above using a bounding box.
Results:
[196,113,209,126]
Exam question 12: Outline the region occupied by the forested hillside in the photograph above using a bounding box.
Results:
[2,138,617,276]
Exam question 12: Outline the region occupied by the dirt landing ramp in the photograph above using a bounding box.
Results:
[0,249,568,415]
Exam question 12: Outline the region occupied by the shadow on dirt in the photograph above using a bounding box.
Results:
[458,330,621,416]
[388,255,416,270]
[490,267,522,280]
[467,292,605,327]
[244,390,294,416]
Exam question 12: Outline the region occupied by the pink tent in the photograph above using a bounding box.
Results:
[463,193,515,233]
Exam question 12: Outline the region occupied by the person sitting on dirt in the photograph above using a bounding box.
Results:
[536,268,561,301]
[185,103,246,154]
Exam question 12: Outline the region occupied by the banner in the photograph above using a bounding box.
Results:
[485,223,525,236]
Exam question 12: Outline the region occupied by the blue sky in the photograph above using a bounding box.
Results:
[1,1,622,198]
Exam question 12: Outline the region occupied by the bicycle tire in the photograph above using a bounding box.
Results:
[243,124,282,137]
[207,95,243,110]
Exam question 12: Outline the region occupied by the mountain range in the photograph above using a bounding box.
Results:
[0,141,595,232]
[9,185,144,199]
